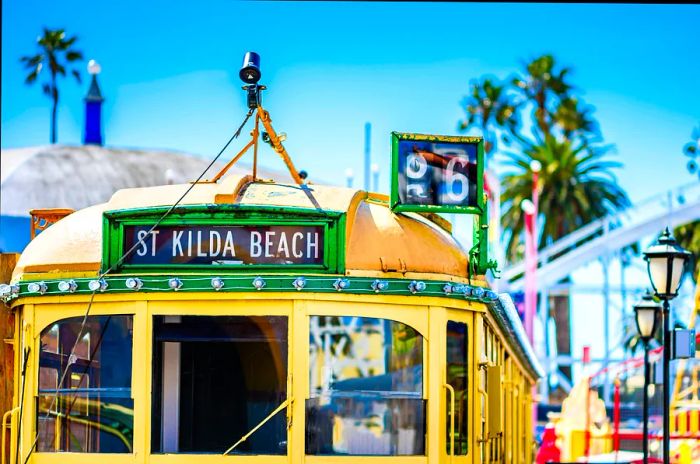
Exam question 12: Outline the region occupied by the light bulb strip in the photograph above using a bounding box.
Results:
[8,275,494,303]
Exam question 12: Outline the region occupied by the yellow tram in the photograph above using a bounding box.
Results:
[1,171,541,464]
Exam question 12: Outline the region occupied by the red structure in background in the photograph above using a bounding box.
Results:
[536,425,562,464]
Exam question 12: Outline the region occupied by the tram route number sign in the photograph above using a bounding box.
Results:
[391,132,484,214]
[122,224,324,266]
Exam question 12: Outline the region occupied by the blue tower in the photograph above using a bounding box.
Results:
[84,60,104,145]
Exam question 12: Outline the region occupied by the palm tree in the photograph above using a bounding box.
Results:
[511,54,573,140]
[458,77,518,156]
[20,28,83,143]
[500,136,630,262]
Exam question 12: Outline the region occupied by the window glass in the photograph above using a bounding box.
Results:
[446,321,468,455]
[151,316,288,455]
[306,316,424,456]
[37,315,134,453]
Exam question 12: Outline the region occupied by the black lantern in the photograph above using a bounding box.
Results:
[643,228,691,300]
[634,292,660,342]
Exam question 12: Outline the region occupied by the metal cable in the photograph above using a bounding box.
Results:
[21,109,254,462]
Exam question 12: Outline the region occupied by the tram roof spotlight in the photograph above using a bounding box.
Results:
[333,278,350,291]
[168,278,183,291]
[125,278,143,291]
[28,281,48,295]
[253,277,266,290]
[409,280,426,294]
[371,279,388,293]
[58,280,78,293]
[0,284,19,303]
[88,279,108,292]
[293,277,306,291]
[239,51,261,84]
[211,277,225,291]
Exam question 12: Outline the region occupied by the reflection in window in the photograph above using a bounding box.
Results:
[37,315,134,453]
[151,316,288,454]
[306,316,425,456]
[446,321,468,455]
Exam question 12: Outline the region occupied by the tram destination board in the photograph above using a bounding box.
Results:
[391,132,484,214]
[122,224,324,266]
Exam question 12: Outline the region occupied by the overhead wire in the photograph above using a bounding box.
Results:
[21,108,255,462]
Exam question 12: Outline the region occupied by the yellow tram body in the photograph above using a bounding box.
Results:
[2,174,541,464]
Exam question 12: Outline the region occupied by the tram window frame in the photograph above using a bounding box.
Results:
[35,314,135,454]
[305,315,426,457]
[445,320,469,456]
[150,315,289,455]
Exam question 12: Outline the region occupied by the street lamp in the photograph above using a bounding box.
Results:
[634,292,661,464]
[643,227,691,464]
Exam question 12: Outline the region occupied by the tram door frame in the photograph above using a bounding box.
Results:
[441,308,474,464]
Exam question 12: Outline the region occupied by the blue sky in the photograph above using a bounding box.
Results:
[3,1,700,203]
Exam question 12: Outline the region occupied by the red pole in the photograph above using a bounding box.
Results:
[614,377,621,453]
[585,376,592,458]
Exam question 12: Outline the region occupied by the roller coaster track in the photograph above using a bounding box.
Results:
[502,181,700,292]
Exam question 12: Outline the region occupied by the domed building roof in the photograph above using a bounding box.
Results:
[0,144,292,217]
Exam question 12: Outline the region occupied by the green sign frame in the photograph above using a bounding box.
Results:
[390,132,485,215]
[102,205,346,274]
[390,132,495,276]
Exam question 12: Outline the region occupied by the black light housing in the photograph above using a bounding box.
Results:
[643,227,692,300]
[239,51,261,84]
[633,291,661,343]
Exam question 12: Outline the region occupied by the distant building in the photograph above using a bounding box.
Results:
[0,60,291,252]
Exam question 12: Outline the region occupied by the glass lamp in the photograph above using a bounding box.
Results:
[643,228,691,300]
[634,292,661,342]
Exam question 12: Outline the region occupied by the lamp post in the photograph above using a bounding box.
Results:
[643,228,691,464]
[634,292,661,464]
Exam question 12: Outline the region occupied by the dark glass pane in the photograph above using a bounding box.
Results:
[307,316,425,455]
[151,316,288,455]
[446,321,468,455]
[37,315,134,453]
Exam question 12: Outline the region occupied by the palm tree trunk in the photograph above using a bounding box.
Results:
[50,74,58,144]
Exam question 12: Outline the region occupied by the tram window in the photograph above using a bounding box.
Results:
[151,316,288,455]
[37,315,134,453]
[306,316,425,456]
[446,321,468,455]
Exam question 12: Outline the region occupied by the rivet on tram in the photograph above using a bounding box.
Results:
[88,279,108,292]
[168,278,183,291]
[125,278,143,291]
[408,280,426,294]
[371,279,388,293]
[253,277,266,290]
[472,286,485,299]
[333,278,350,291]
[293,277,306,291]
[58,280,78,293]
[28,281,48,295]
[211,277,225,291]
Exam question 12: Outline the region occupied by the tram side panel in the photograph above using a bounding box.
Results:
[475,311,537,464]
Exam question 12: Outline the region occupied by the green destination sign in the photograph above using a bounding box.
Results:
[102,205,345,273]
[122,224,324,266]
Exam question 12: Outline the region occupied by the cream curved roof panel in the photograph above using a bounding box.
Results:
[12,174,470,280]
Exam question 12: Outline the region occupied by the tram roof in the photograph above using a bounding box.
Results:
[13,174,470,279]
